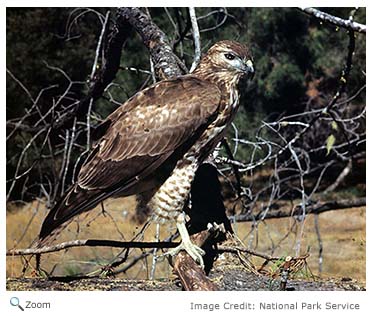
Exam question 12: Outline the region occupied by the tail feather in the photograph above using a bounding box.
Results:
[35,184,114,272]
[37,184,108,247]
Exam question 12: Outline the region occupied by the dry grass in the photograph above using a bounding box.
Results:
[6,197,178,280]
[6,197,365,282]
[233,207,366,282]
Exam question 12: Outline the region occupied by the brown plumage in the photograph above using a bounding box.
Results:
[38,40,254,266]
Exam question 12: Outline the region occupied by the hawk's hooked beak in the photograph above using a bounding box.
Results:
[243,59,255,79]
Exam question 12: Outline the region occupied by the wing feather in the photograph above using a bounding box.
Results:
[38,75,221,243]
[78,76,221,190]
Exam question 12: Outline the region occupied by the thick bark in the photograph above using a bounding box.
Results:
[173,229,219,291]
[118,8,187,80]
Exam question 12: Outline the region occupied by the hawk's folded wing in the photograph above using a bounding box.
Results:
[38,76,221,242]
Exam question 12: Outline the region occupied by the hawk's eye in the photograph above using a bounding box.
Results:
[224,53,235,60]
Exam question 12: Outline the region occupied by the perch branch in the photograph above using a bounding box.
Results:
[7,239,179,256]
[173,224,229,291]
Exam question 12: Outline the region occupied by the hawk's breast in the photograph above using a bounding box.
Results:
[149,83,240,222]
[191,87,240,159]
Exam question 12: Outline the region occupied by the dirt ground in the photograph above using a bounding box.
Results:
[6,265,365,291]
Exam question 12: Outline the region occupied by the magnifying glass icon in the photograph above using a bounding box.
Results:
[10,297,24,311]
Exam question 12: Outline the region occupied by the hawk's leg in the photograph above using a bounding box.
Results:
[164,213,205,268]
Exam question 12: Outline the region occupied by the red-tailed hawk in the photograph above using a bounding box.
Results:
[38,40,254,267]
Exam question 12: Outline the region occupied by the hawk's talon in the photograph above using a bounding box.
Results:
[166,240,205,268]
[158,213,206,268]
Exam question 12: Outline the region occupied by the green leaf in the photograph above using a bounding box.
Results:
[331,121,338,130]
[326,134,336,155]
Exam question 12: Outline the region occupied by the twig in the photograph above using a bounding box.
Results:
[314,214,323,275]
[218,245,280,261]
[288,142,307,256]
[324,159,353,193]
[6,128,48,201]
[6,84,58,138]
[149,223,160,280]
[221,138,242,196]
[50,9,133,131]
[6,68,35,103]
[200,8,228,33]
[267,25,356,163]
[89,11,110,85]
[61,118,77,195]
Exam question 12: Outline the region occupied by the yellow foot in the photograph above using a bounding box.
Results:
[159,213,205,268]
[167,239,205,268]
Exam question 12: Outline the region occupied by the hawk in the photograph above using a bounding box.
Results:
[38,40,254,267]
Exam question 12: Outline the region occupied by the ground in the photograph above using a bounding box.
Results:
[6,265,365,291]
[6,196,366,290]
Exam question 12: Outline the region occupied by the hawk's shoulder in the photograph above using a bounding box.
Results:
[107,75,221,122]
[78,75,222,191]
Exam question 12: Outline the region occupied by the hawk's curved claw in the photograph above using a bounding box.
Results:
[159,213,205,268]
[166,240,205,268]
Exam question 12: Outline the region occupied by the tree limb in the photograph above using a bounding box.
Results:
[299,7,366,34]
[118,7,187,80]
[173,227,220,291]
[7,239,179,256]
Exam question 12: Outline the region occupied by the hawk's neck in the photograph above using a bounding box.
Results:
[192,68,241,98]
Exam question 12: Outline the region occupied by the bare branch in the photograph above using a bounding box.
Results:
[314,214,323,275]
[50,9,133,131]
[324,159,353,193]
[189,7,201,72]
[6,239,180,256]
[299,7,366,34]
[199,8,228,33]
[218,246,281,261]
[6,68,35,103]
[89,11,110,84]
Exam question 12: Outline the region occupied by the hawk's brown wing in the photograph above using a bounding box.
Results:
[39,76,221,243]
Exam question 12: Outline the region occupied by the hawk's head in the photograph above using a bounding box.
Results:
[193,40,254,82]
